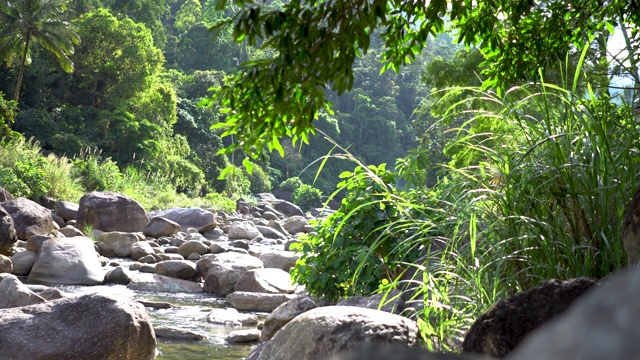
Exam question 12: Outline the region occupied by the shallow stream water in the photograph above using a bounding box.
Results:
[58,284,259,360]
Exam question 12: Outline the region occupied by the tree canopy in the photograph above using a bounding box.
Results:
[207,0,640,158]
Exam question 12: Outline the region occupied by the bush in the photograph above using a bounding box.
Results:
[0,160,50,199]
[72,149,122,192]
[292,183,323,212]
[279,176,303,192]
[245,163,272,194]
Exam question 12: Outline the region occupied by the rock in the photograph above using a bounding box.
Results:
[28,236,104,285]
[77,192,149,232]
[228,221,261,240]
[236,198,251,215]
[10,250,36,275]
[25,234,50,253]
[462,277,598,358]
[257,250,300,271]
[51,212,66,228]
[255,225,287,240]
[506,268,640,360]
[58,225,84,237]
[275,200,304,217]
[105,267,133,285]
[143,216,180,238]
[226,292,296,312]
[177,240,208,258]
[127,272,202,293]
[158,253,184,261]
[0,254,12,273]
[39,287,65,300]
[209,243,225,254]
[96,231,139,257]
[137,300,176,309]
[148,207,215,232]
[207,307,259,326]
[155,326,207,341]
[234,268,295,294]
[230,239,250,249]
[54,201,79,221]
[331,344,483,360]
[249,306,419,360]
[202,227,224,239]
[282,216,308,234]
[226,329,261,343]
[0,293,155,359]
[130,241,155,260]
[0,205,18,255]
[155,260,197,280]
[0,186,13,202]
[337,290,405,314]
[261,295,318,342]
[198,252,263,296]
[1,197,54,240]
[0,275,46,309]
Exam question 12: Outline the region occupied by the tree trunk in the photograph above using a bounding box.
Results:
[12,34,31,110]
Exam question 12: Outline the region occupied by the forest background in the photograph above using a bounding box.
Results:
[1,0,640,350]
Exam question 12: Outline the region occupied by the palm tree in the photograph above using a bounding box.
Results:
[0,0,80,108]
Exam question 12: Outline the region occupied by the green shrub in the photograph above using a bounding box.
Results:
[72,149,122,192]
[223,165,251,198]
[245,163,272,194]
[279,176,303,192]
[292,183,322,212]
[204,192,236,213]
[0,166,30,197]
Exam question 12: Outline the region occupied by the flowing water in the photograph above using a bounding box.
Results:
[58,284,260,360]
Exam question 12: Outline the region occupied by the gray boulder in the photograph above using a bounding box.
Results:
[96,231,139,257]
[155,260,197,280]
[54,201,78,221]
[207,307,258,327]
[332,344,486,360]
[58,226,84,237]
[257,250,300,271]
[28,236,104,285]
[148,207,215,232]
[130,241,155,260]
[127,272,202,293]
[255,225,287,240]
[249,306,419,360]
[105,267,133,285]
[228,221,261,240]
[10,250,36,275]
[177,240,208,258]
[0,293,156,359]
[336,290,405,315]
[261,295,318,342]
[226,329,260,344]
[275,200,304,217]
[0,254,11,273]
[282,215,308,234]
[77,192,148,232]
[226,292,296,312]
[155,326,207,341]
[506,268,640,360]
[0,275,46,309]
[0,205,17,255]
[25,235,50,253]
[462,277,598,358]
[0,186,12,202]
[1,197,54,240]
[143,216,180,238]
[234,268,295,294]
[198,252,263,296]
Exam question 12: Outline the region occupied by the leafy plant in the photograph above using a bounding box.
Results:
[278,176,303,192]
[291,183,322,212]
[72,147,122,192]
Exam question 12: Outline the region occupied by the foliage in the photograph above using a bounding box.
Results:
[71,148,122,192]
[41,153,83,201]
[291,162,422,300]
[278,176,303,192]
[0,0,80,103]
[291,183,322,212]
[244,162,272,194]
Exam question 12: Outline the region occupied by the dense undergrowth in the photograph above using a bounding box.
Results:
[292,73,638,350]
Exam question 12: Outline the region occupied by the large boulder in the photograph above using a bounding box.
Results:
[0,293,156,359]
[256,250,300,271]
[282,216,308,234]
[228,221,261,240]
[143,216,180,238]
[130,241,155,260]
[226,292,296,312]
[0,205,17,255]
[11,250,36,275]
[234,268,295,294]
[197,252,263,296]
[207,307,259,327]
[331,344,484,360]
[0,186,13,202]
[54,201,79,222]
[0,254,12,273]
[28,236,105,285]
[261,295,318,342]
[1,197,54,240]
[255,225,288,240]
[506,268,640,360]
[177,240,208,258]
[249,306,419,360]
[275,200,304,217]
[77,192,148,232]
[0,275,46,309]
[148,207,215,232]
[462,277,598,358]
[96,231,139,257]
[155,260,197,280]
